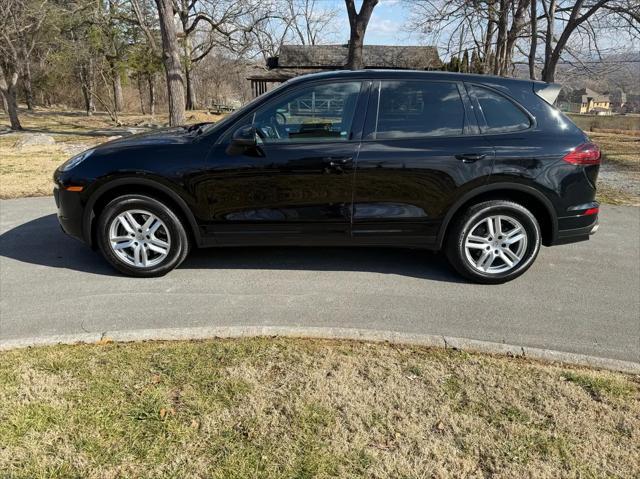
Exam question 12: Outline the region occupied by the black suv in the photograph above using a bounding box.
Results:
[54,70,600,283]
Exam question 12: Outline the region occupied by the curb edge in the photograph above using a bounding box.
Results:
[1,326,638,374]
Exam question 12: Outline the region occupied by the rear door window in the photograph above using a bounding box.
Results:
[375,81,465,139]
[470,85,531,133]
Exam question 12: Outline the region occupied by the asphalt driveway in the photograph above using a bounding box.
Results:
[0,197,638,363]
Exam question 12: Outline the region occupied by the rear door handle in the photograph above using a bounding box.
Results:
[455,153,487,164]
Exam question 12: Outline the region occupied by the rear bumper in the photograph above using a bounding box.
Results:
[552,212,599,246]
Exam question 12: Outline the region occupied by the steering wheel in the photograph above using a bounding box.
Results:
[275,111,287,126]
[268,115,285,140]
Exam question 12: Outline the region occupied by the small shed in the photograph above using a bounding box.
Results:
[247,44,442,97]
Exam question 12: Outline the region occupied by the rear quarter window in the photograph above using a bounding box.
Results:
[470,85,531,133]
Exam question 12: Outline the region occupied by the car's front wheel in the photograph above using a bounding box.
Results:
[96,194,189,277]
[445,200,541,284]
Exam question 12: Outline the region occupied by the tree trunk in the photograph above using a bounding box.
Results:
[107,0,124,112]
[482,0,497,73]
[1,92,7,112]
[529,0,537,79]
[81,83,94,115]
[344,0,379,70]
[542,46,562,82]
[110,60,124,112]
[148,73,156,117]
[493,0,508,75]
[137,75,146,115]
[155,0,186,126]
[503,0,530,76]
[79,61,95,116]
[181,15,196,111]
[0,66,23,130]
[541,0,557,82]
[3,88,22,130]
[185,66,197,110]
[346,26,365,70]
[23,61,34,111]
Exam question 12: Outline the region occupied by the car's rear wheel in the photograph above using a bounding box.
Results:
[445,200,541,284]
[96,194,189,277]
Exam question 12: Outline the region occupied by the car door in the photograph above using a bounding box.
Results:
[352,78,494,247]
[201,80,367,245]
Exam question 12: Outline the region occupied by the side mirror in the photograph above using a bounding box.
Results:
[231,125,257,148]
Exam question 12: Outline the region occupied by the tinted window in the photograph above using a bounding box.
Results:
[471,85,530,133]
[376,81,464,139]
[253,81,361,143]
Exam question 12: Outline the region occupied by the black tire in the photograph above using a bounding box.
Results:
[96,194,190,277]
[445,200,541,284]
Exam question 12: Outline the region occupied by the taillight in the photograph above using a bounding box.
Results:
[563,142,601,165]
[583,207,599,216]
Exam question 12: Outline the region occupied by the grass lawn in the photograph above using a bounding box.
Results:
[0,338,638,478]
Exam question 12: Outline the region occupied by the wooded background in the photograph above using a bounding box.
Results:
[1,0,638,130]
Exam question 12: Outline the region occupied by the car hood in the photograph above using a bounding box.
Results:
[93,124,210,152]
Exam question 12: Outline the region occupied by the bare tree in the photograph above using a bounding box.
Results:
[103,0,128,112]
[156,0,186,124]
[409,0,530,76]
[132,0,186,125]
[0,0,51,130]
[529,0,537,78]
[0,65,22,130]
[175,0,258,110]
[344,0,379,70]
[126,0,161,116]
[60,2,104,116]
[409,0,639,82]
[288,0,339,46]
[78,57,96,115]
[539,0,639,82]
[499,0,530,75]
[249,0,339,62]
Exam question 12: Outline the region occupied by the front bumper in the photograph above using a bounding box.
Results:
[53,185,86,243]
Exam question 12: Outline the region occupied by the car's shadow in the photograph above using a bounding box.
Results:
[0,214,462,282]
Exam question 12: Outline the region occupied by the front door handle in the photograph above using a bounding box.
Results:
[323,156,352,174]
[323,156,352,167]
[455,153,487,164]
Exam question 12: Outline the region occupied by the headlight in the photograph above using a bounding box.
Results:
[59,149,95,172]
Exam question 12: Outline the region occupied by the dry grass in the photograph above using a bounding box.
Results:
[0,338,638,478]
[592,131,640,170]
[0,109,223,199]
[590,131,640,206]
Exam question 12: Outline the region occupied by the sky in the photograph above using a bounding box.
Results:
[325,0,420,46]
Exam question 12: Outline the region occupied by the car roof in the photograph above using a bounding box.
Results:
[287,69,544,87]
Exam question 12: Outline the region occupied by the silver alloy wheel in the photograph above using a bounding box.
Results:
[108,209,171,268]
[464,215,528,274]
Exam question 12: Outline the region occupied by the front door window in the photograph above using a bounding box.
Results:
[253,81,362,143]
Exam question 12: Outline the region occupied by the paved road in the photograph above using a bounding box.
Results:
[1,197,638,363]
